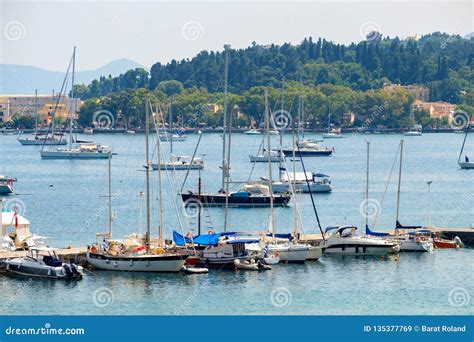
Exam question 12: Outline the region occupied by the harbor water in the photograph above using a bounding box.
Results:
[0,132,472,315]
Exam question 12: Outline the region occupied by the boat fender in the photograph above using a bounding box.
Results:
[90,246,97,253]
[208,230,214,235]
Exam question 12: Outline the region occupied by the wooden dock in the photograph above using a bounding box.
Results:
[0,246,88,268]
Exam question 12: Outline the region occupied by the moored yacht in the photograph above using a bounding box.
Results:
[0,176,16,195]
[322,226,398,256]
[5,246,83,280]
[265,170,332,193]
[281,139,333,157]
[151,154,204,170]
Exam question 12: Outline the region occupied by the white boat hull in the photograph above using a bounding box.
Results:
[398,240,433,252]
[0,184,13,195]
[306,246,323,260]
[271,182,332,193]
[151,163,203,170]
[322,133,345,139]
[86,252,186,272]
[324,244,394,256]
[268,244,309,262]
[40,150,111,159]
[404,131,422,136]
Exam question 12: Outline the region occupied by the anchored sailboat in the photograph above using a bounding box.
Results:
[458,123,474,169]
[86,99,188,272]
[40,47,113,160]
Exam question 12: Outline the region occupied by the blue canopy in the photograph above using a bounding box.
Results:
[227,239,260,245]
[173,231,237,246]
[313,173,330,178]
[266,233,293,241]
[365,225,390,237]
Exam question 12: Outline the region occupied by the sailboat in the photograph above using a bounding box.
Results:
[365,141,432,252]
[458,123,474,169]
[151,102,204,171]
[404,112,422,136]
[86,99,188,272]
[18,90,67,146]
[322,103,345,139]
[180,45,290,208]
[40,47,113,160]
[261,93,313,263]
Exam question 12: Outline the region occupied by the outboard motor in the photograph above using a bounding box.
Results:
[70,264,82,278]
[63,264,73,279]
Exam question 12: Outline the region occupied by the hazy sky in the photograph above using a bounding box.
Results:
[1,0,472,71]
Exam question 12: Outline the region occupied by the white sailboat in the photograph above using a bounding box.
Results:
[86,99,188,272]
[151,102,204,171]
[40,48,113,160]
[18,90,67,146]
[322,104,345,139]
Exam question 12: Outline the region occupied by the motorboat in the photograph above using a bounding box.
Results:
[0,176,16,195]
[249,150,285,163]
[181,183,291,207]
[322,131,345,139]
[322,226,398,256]
[244,129,261,135]
[5,246,83,280]
[404,130,422,136]
[433,235,464,249]
[152,154,204,170]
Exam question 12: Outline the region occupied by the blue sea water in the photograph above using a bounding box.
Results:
[0,132,472,315]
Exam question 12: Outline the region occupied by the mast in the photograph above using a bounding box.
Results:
[169,99,173,155]
[144,99,151,252]
[198,167,202,235]
[292,127,298,237]
[34,89,38,136]
[395,140,404,230]
[51,89,55,133]
[327,102,331,134]
[278,78,284,172]
[69,47,76,148]
[156,101,164,246]
[458,124,470,162]
[107,151,113,238]
[265,92,275,238]
[221,44,230,192]
[365,141,370,228]
[222,44,230,232]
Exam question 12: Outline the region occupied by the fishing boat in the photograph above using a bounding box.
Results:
[86,100,188,272]
[0,176,16,195]
[433,234,464,249]
[323,226,397,255]
[458,124,473,169]
[40,48,114,160]
[173,231,257,267]
[244,129,261,135]
[5,246,83,279]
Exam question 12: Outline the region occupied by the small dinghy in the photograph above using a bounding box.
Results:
[263,253,280,265]
[234,259,271,271]
[182,266,209,274]
[5,246,83,280]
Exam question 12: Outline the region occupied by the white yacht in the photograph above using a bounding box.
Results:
[244,129,261,135]
[5,247,83,280]
[0,176,16,195]
[151,154,204,170]
[458,124,473,169]
[266,171,332,193]
[249,150,285,163]
[322,226,398,256]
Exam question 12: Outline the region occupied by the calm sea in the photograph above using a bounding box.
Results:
[0,132,472,315]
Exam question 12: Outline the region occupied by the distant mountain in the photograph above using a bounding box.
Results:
[0,59,145,95]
